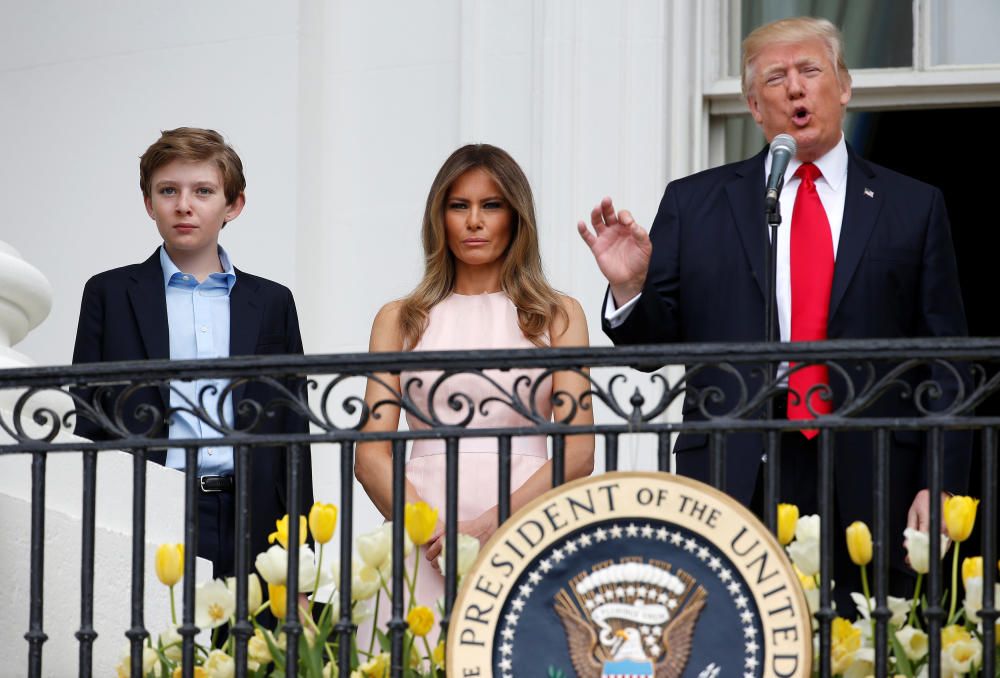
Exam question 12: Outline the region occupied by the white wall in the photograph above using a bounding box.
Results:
[1,1,302,367]
[296,0,681,530]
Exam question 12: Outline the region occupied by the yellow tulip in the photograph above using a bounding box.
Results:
[309,502,338,545]
[248,628,273,665]
[793,563,817,591]
[777,503,799,546]
[406,605,435,637]
[963,556,984,586]
[830,617,862,675]
[944,496,979,543]
[846,521,873,566]
[172,668,207,678]
[405,501,439,546]
[432,640,445,667]
[155,543,184,587]
[942,624,972,647]
[268,514,308,549]
[269,583,287,619]
[358,653,389,677]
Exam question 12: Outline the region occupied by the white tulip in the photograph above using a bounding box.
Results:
[436,533,481,579]
[352,560,382,601]
[849,592,910,628]
[942,636,982,675]
[963,576,1000,623]
[255,544,288,584]
[895,625,928,661]
[116,645,159,677]
[254,544,324,591]
[385,521,415,556]
[841,647,874,678]
[795,514,821,543]
[158,624,182,662]
[357,524,392,569]
[204,648,235,678]
[902,527,950,575]
[195,579,236,630]
[352,597,375,624]
[225,573,263,615]
[787,540,820,577]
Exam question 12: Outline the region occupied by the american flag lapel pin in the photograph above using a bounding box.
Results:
[864,188,874,198]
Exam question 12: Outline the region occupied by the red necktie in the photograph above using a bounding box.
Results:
[788,163,834,437]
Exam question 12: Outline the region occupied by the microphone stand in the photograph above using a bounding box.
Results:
[762,178,782,533]
[764,179,783,344]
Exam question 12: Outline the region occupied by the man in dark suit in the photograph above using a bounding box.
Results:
[578,17,968,601]
[73,128,313,580]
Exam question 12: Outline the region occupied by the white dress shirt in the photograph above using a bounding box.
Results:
[605,133,849,343]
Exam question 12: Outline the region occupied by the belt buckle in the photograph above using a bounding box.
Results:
[200,475,222,493]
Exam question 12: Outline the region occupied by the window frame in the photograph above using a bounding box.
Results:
[695,0,1000,170]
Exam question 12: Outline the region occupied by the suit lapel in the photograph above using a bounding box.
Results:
[829,147,882,324]
[725,149,769,300]
[127,251,170,361]
[126,250,170,415]
[229,270,262,408]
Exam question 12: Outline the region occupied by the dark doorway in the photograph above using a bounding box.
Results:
[853,106,1000,551]
[851,106,1000,347]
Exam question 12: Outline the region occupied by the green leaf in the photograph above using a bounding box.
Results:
[300,631,325,678]
[350,635,361,670]
[375,626,392,653]
[888,630,914,677]
[256,622,286,674]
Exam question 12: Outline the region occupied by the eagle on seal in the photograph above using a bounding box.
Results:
[552,561,707,678]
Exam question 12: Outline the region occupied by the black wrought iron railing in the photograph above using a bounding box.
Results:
[1,338,998,678]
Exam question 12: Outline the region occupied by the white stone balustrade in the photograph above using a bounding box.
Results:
[0,240,211,676]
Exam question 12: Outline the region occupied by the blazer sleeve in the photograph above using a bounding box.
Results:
[71,278,106,441]
[72,277,104,365]
[283,288,315,512]
[917,187,971,495]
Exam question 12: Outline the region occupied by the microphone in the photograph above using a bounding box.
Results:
[765,133,797,212]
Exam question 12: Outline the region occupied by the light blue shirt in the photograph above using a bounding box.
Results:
[160,245,236,475]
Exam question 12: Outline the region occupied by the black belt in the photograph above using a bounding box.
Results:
[772,390,789,419]
[199,475,234,493]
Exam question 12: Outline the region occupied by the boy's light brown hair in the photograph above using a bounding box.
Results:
[139,127,246,205]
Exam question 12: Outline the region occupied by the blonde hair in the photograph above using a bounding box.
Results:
[398,144,566,350]
[741,16,852,98]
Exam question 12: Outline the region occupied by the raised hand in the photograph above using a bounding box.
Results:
[577,196,652,307]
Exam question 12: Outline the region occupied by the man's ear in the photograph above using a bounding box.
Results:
[144,195,155,219]
[225,193,247,223]
[839,79,852,107]
[747,94,764,126]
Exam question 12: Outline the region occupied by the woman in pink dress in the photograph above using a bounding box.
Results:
[354,144,595,622]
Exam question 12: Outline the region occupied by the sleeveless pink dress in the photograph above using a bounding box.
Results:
[398,292,552,618]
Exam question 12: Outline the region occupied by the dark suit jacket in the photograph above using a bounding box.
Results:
[605,145,969,534]
[72,249,314,562]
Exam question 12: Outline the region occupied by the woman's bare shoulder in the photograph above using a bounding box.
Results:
[551,294,589,347]
[369,300,405,352]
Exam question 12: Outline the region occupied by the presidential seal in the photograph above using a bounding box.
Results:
[447,472,811,678]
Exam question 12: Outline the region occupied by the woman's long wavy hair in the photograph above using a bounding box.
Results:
[398,144,566,350]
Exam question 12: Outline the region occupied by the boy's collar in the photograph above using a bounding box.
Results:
[159,245,236,286]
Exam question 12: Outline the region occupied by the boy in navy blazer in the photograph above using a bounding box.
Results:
[73,127,314,579]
